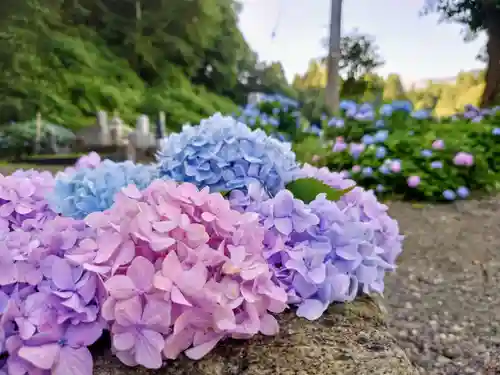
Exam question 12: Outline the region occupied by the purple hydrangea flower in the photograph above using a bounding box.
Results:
[432,139,444,150]
[0,170,57,232]
[0,216,105,375]
[453,152,474,166]
[407,176,421,188]
[230,166,403,321]
[349,143,365,160]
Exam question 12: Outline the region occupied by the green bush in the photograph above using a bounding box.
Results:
[0,120,75,159]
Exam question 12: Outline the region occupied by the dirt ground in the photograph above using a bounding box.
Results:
[385,198,500,374]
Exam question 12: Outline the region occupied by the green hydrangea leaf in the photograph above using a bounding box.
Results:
[285,178,355,203]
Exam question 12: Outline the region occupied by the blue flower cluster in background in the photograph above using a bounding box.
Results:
[292,99,500,202]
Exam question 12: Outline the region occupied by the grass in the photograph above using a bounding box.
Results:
[0,161,65,174]
[24,152,113,160]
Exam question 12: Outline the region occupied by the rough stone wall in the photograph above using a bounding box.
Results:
[93,296,419,375]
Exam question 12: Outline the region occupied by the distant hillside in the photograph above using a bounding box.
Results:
[410,69,483,89]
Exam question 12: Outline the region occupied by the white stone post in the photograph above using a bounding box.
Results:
[34,112,42,154]
[110,115,124,145]
[136,114,150,149]
[97,110,110,145]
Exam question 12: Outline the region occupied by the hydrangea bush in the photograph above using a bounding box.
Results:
[0,114,404,374]
[294,100,500,201]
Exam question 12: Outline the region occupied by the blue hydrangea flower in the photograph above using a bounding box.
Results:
[492,127,500,136]
[375,119,385,128]
[378,165,390,175]
[327,118,344,128]
[375,146,387,159]
[456,186,470,199]
[421,149,433,157]
[374,130,389,143]
[362,167,373,176]
[391,100,413,112]
[443,190,456,201]
[376,184,385,192]
[157,113,300,195]
[361,134,374,145]
[48,160,157,219]
[340,100,357,113]
[379,104,393,117]
[411,110,430,120]
[431,161,443,169]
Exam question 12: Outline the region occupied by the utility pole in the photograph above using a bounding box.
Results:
[325,0,342,114]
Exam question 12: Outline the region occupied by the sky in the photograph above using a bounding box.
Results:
[238,0,486,85]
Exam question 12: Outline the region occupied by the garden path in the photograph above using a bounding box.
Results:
[385,197,500,375]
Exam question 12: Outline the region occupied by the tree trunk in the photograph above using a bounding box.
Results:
[481,10,500,108]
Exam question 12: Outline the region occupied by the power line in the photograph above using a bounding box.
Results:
[271,0,285,40]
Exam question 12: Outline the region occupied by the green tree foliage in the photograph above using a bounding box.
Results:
[383,74,407,101]
[405,69,486,116]
[337,30,384,99]
[423,0,500,107]
[293,30,384,121]
[0,0,296,130]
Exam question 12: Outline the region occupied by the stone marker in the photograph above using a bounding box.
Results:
[93,296,418,375]
[136,114,150,149]
[97,110,111,146]
[110,114,124,145]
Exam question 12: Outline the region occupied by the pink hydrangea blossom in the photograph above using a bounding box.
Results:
[79,180,287,368]
[453,152,474,166]
[390,161,401,173]
[63,152,102,175]
[431,139,445,149]
[407,175,421,188]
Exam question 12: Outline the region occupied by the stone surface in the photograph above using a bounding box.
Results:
[93,296,418,375]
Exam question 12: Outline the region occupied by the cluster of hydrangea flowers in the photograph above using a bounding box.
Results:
[0,169,57,233]
[48,160,158,219]
[229,164,403,320]
[0,112,405,373]
[63,151,102,175]
[70,180,288,369]
[157,113,301,195]
[0,216,105,375]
